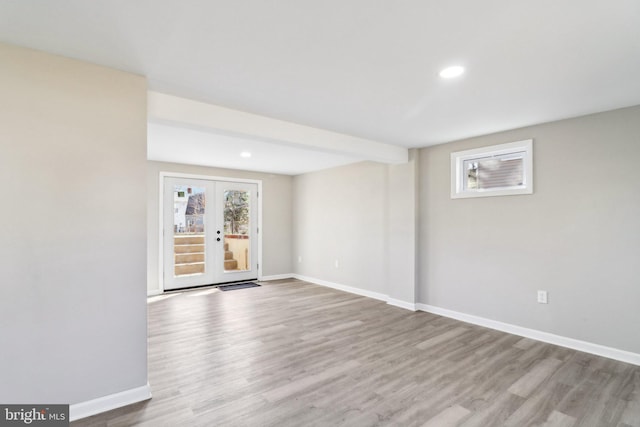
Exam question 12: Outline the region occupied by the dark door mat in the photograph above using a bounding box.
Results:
[218,282,261,291]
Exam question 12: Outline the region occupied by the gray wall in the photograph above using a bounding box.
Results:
[387,149,419,304]
[147,161,293,293]
[0,43,148,403]
[419,106,640,354]
[292,161,389,295]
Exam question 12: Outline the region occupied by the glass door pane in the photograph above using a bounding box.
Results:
[164,178,215,290]
[223,189,251,272]
[215,182,258,284]
[173,184,206,277]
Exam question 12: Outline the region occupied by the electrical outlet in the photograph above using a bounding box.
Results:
[298,255,302,263]
[537,290,548,304]
[334,259,339,268]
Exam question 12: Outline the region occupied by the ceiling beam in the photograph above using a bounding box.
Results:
[148,91,408,164]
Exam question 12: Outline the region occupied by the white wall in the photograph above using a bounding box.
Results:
[0,43,148,403]
[418,106,640,354]
[147,161,293,293]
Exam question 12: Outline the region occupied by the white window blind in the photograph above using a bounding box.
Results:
[463,152,525,190]
[451,140,533,199]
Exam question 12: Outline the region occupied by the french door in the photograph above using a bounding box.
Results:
[163,177,258,290]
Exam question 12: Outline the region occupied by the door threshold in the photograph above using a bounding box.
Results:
[164,279,259,293]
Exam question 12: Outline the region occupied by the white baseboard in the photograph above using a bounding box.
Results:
[417,303,640,366]
[293,274,418,311]
[146,272,640,366]
[260,273,295,281]
[70,383,152,422]
[147,289,162,297]
[387,297,417,311]
[287,276,640,366]
[293,274,389,303]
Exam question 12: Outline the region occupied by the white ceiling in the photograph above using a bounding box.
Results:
[148,122,360,175]
[1,1,639,174]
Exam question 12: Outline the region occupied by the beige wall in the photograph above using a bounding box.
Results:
[147,161,293,293]
[0,43,148,403]
[418,105,640,354]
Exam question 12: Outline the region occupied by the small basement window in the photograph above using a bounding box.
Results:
[451,139,533,199]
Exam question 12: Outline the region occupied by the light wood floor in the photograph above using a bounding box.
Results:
[73,279,640,427]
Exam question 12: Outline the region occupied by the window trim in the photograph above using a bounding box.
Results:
[450,139,533,199]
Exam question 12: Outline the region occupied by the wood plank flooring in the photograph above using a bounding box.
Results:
[72,279,640,427]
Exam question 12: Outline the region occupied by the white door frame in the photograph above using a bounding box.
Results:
[158,171,263,292]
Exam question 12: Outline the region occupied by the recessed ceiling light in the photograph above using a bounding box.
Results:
[439,65,465,79]
[240,151,252,158]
